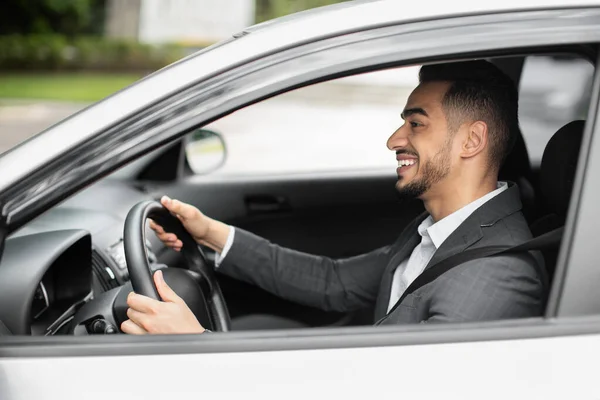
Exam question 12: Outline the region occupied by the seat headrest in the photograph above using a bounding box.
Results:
[499,127,532,183]
[539,120,585,217]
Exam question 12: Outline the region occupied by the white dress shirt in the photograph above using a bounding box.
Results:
[214,227,235,267]
[386,181,508,311]
[215,182,509,314]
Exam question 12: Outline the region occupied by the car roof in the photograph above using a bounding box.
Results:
[243,0,600,38]
[1,0,600,192]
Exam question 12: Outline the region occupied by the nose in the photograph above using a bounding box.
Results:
[387,124,409,151]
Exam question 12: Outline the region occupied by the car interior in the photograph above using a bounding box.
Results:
[0,48,594,336]
[171,52,592,330]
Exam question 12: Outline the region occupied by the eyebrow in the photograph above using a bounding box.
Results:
[401,107,429,119]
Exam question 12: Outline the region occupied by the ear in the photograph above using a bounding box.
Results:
[460,120,488,159]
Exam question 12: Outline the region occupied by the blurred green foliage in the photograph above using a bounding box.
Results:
[0,73,141,101]
[0,35,185,72]
[0,0,347,73]
[1,0,106,36]
[255,0,348,23]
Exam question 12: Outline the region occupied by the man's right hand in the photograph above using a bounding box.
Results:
[150,196,231,253]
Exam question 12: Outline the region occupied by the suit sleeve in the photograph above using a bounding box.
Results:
[424,253,545,323]
[217,228,393,312]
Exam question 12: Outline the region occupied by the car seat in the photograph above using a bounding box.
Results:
[529,120,585,280]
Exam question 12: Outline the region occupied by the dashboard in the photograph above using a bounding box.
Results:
[0,179,169,336]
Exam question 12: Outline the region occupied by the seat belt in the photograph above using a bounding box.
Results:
[381,226,563,321]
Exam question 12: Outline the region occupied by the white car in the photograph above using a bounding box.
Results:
[1,0,600,398]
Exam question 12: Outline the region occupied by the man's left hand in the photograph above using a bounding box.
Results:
[121,269,205,335]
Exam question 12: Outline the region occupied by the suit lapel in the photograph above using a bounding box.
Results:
[424,183,522,271]
[375,183,524,323]
[424,218,483,271]
[373,212,427,320]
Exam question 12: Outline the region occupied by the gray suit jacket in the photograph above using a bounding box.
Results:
[218,183,547,324]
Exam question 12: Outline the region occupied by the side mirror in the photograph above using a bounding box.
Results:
[184,129,226,175]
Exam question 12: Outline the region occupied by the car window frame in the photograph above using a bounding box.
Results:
[550,49,600,318]
[1,7,600,357]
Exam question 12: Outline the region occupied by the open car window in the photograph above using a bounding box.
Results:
[3,53,594,338]
[202,66,421,176]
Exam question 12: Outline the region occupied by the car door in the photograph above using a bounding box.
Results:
[2,6,600,400]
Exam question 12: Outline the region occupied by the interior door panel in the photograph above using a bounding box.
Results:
[162,172,423,257]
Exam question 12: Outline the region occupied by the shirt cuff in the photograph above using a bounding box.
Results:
[214,227,235,268]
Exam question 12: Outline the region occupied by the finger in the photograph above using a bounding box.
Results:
[167,243,182,252]
[156,231,178,243]
[160,237,182,251]
[154,270,183,303]
[121,319,147,335]
[158,237,182,251]
[149,220,165,234]
[127,307,150,330]
[160,195,171,209]
[153,231,182,249]
[161,196,197,221]
[127,292,161,313]
[165,234,180,243]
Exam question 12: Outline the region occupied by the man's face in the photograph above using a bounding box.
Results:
[387,81,457,199]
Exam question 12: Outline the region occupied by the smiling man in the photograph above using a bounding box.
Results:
[121,60,546,335]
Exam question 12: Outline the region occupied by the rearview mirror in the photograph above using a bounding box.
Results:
[184,129,226,175]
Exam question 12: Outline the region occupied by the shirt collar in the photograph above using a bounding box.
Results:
[419,181,509,249]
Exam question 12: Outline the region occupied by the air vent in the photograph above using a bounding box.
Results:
[91,250,119,293]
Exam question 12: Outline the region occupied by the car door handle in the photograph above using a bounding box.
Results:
[245,195,291,214]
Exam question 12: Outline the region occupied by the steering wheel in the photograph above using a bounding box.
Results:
[123,201,230,331]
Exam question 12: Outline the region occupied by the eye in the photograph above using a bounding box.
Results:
[410,121,422,128]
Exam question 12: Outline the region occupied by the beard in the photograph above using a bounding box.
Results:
[396,138,452,200]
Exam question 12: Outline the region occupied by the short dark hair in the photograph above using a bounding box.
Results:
[419,60,519,169]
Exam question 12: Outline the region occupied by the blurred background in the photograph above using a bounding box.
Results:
[0,0,352,154]
[0,0,593,174]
